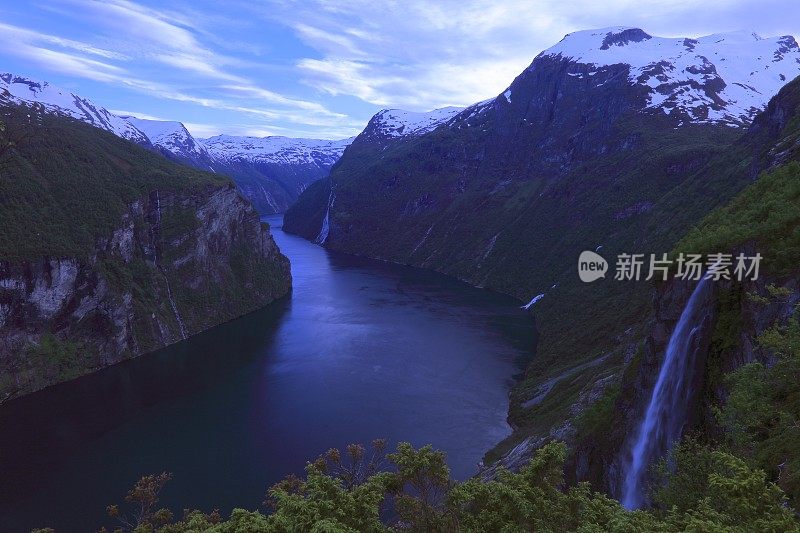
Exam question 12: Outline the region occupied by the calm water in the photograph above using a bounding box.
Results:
[0,216,535,531]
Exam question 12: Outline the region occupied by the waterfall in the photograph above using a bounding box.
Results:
[621,273,715,509]
[162,272,187,340]
[315,188,335,245]
[152,190,187,340]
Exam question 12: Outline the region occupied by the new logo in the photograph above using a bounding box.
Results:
[578,251,608,282]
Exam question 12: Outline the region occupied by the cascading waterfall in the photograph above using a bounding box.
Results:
[315,188,335,245]
[621,273,715,509]
[153,190,187,340]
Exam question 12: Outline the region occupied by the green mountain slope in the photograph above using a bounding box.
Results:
[0,104,291,400]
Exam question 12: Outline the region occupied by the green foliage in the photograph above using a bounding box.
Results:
[574,384,622,437]
[717,312,800,508]
[746,291,770,305]
[652,439,797,532]
[766,284,793,300]
[0,333,89,398]
[89,440,798,532]
[265,464,390,532]
[0,103,226,261]
[677,162,800,275]
[25,333,86,381]
[103,472,174,532]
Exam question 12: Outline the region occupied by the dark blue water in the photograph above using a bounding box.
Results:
[0,216,535,531]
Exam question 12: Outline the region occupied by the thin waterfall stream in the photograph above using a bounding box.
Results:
[315,188,334,244]
[154,190,187,340]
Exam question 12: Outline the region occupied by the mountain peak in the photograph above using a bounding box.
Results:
[599,28,652,49]
[538,28,800,126]
[121,116,207,158]
[366,106,464,139]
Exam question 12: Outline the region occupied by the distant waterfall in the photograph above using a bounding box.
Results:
[162,273,188,340]
[153,190,187,340]
[621,274,715,509]
[315,188,335,245]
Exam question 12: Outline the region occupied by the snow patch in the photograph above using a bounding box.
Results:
[0,73,149,143]
[370,106,464,138]
[521,294,545,310]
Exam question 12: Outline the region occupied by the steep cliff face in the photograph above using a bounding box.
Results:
[0,105,291,401]
[569,276,719,494]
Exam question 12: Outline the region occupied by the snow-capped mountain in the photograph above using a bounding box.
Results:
[0,72,353,214]
[538,27,800,126]
[196,134,353,214]
[364,107,464,139]
[0,73,150,144]
[122,116,210,161]
[201,135,351,167]
[285,25,800,255]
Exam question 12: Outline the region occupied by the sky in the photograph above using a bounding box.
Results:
[1,0,798,140]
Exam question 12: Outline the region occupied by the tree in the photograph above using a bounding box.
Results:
[103,472,174,532]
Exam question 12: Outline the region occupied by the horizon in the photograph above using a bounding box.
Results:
[1,0,799,140]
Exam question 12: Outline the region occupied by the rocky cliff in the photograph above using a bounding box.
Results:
[0,105,291,401]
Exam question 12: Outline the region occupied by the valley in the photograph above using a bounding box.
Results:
[2,15,800,531]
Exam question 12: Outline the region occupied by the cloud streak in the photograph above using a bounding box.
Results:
[262,0,800,110]
[0,1,363,137]
[0,0,797,137]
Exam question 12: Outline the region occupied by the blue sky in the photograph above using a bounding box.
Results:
[2,0,798,139]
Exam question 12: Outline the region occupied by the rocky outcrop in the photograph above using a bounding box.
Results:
[0,183,290,401]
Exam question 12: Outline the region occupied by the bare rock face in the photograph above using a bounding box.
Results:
[0,183,290,401]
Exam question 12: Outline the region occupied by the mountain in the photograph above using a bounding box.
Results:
[0,73,150,144]
[0,102,291,401]
[360,106,464,142]
[121,115,212,165]
[284,27,800,468]
[200,134,352,214]
[0,72,352,214]
[282,105,463,239]
[542,28,800,126]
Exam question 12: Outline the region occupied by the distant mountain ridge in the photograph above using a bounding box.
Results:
[0,73,353,214]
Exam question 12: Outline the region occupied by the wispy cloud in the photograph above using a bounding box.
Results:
[1,0,797,137]
[260,0,800,110]
[0,0,364,137]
